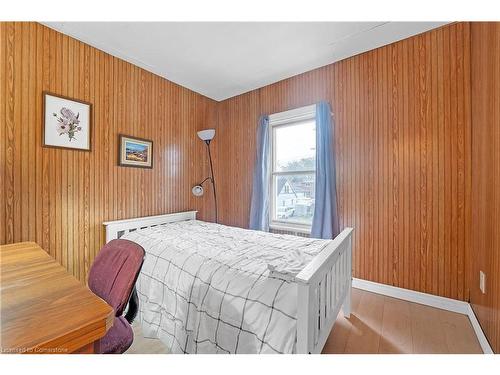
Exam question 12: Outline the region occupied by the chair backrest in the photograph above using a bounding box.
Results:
[88,239,145,317]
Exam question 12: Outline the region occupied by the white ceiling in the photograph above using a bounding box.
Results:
[44,22,448,101]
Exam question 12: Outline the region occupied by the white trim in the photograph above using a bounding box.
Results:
[352,278,494,354]
[268,104,316,126]
[352,278,468,314]
[466,304,494,354]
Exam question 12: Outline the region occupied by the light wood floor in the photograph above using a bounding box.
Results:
[322,288,482,354]
[126,288,482,354]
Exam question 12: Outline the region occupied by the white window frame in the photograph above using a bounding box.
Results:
[268,104,317,234]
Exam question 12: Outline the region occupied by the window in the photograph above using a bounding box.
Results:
[269,105,316,233]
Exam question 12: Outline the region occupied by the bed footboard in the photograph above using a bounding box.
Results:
[295,228,353,354]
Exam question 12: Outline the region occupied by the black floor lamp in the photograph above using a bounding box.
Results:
[192,129,218,223]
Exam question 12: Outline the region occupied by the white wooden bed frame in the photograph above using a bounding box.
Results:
[103,211,353,354]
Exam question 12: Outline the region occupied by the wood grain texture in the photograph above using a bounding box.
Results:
[0,22,217,281]
[0,242,113,353]
[214,23,472,301]
[470,22,500,353]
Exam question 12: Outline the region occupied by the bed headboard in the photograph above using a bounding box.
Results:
[102,211,198,243]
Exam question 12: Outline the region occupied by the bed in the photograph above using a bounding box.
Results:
[103,211,353,354]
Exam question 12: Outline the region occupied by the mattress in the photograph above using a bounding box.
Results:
[122,219,330,354]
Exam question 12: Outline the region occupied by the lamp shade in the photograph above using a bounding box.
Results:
[197,129,215,141]
[192,185,204,197]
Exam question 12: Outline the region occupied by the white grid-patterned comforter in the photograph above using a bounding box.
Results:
[122,220,330,354]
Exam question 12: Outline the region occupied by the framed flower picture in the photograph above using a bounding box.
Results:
[43,92,92,151]
[118,135,153,169]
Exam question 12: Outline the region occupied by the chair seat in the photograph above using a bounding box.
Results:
[99,316,134,354]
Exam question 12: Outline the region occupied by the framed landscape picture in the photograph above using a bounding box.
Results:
[118,135,153,169]
[43,92,92,151]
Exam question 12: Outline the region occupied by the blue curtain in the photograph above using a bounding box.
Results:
[249,116,270,231]
[311,102,339,239]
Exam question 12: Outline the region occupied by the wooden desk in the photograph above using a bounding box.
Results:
[0,242,113,354]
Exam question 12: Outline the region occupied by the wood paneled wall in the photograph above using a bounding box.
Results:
[0,22,217,281]
[470,22,500,353]
[215,22,472,301]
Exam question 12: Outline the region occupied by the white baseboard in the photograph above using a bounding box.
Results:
[466,304,494,354]
[352,278,494,354]
[352,278,469,314]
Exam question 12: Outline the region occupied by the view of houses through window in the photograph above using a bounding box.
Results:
[270,112,316,231]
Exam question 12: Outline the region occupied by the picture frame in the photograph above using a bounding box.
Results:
[42,92,92,151]
[118,134,154,169]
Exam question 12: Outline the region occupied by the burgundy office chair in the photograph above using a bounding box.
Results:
[88,239,145,354]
